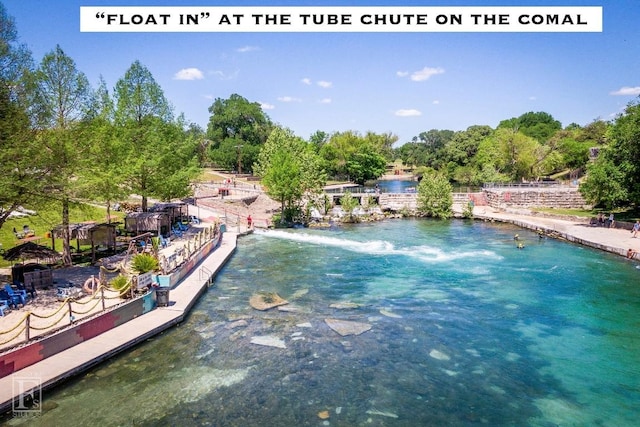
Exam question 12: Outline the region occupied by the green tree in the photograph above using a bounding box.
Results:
[579,156,628,209]
[0,4,38,228]
[395,129,455,169]
[255,127,325,223]
[417,171,453,219]
[206,94,273,173]
[78,76,128,222]
[498,111,562,143]
[581,99,640,208]
[30,45,93,265]
[320,131,390,183]
[114,61,199,211]
[339,191,359,222]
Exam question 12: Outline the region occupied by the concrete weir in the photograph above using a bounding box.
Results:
[0,232,240,415]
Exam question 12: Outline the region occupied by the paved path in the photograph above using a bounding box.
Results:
[474,208,640,259]
[0,232,239,414]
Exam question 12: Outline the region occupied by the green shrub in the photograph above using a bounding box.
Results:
[110,275,129,291]
[131,253,159,274]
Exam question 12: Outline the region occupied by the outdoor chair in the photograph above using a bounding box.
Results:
[2,285,27,308]
[159,235,170,248]
[176,222,188,231]
[171,226,183,237]
[15,279,36,298]
[0,299,9,316]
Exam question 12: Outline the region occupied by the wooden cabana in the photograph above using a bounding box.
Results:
[150,202,188,225]
[50,222,118,263]
[124,212,170,237]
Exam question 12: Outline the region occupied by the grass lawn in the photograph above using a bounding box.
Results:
[0,203,124,268]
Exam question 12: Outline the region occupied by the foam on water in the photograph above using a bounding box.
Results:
[256,229,502,264]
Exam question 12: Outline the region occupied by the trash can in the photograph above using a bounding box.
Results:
[219,224,226,233]
[155,287,170,307]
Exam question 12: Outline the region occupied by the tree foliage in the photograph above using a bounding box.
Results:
[580,99,640,208]
[255,127,325,223]
[0,5,37,228]
[417,171,453,219]
[114,61,199,211]
[498,111,561,143]
[339,191,359,222]
[320,131,390,183]
[206,94,273,173]
[29,45,94,265]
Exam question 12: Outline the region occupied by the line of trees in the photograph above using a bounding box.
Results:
[0,4,200,265]
[3,1,640,243]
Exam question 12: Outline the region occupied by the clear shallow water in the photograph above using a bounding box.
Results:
[5,219,640,426]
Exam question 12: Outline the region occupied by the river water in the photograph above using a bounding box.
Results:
[4,219,640,426]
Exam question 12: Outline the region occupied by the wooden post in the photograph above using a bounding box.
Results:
[101,286,105,311]
[25,315,30,341]
[68,300,74,324]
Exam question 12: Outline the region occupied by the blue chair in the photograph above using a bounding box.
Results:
[159,235,170,248]
[171,226,183,237]
[0,299,9,316]
[176,222,188,231]
[3,284,27,308]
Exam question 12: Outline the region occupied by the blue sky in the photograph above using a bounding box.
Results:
[3,0,639,145]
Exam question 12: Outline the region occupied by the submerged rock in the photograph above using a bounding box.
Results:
[329,302,361,309]
[379,309,402,318]
[225,319,248,329]
[249,292,289,311]
[366,409,399,418]
[325,318,372,336]
[250,335,286,349]
[429,349,451,361]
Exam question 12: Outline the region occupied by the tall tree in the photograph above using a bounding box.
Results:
[206,94,273,173]
[30,45,92,265]
[114,61,199,211]
[320,131,390,183]
[581,99,640,208]
[498,111,562,143]
[0,3,39,229]
[255,127,325,223]
[416,171,453,219]
[78,76,127,222]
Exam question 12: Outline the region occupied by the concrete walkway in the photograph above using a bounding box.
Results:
[474,208,640,259]
[0,232,239,414]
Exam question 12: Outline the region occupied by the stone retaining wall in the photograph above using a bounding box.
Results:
[483,187,589,209]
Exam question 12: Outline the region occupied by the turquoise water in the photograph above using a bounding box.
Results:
[4,219,640,426]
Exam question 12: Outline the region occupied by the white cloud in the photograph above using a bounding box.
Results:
[319,98,332,104]
[610,86,640,96]
[432,100,440,105]
[277,96,302,102]
[236,45,258,53]
[529,96,537,100]
[301,78,312,85]
[174,68,204,80]
[396,71,409,77]
[395,109,422,117]
[410,66,445,82]
[260,102,275,110]
[317,80,332,88]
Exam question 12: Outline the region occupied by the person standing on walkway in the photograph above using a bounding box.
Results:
[632,220,640,237]
[247,214,253,229]
[608,213,615,228]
